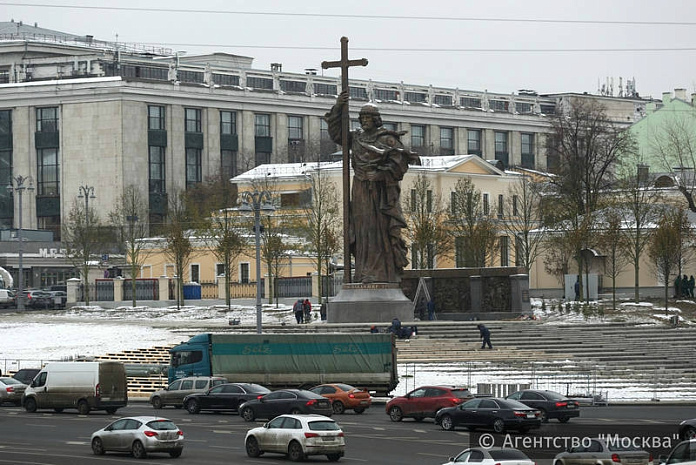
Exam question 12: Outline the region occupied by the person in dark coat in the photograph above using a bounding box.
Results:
[675,275,682,298]
[682,274,690,299]
[427,298,436,321]
[303,299,312,323]
[690,276,695,298]
[293,299,304,324]
[478,324,493,349]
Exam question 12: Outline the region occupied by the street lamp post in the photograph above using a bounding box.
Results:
[239,190,275,334]
[7,175,34,311]
[77,185,96,304]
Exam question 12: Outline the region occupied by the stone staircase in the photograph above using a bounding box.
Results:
[95,320,696,401]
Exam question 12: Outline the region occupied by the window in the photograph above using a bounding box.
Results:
[315,83,338,95]
[515,235,524,267]
[221,150,236,179]
[382,122,396,132]
[36,107,58,132]
[440,127,454,155]
[374,88,398,101]
[186,148,202,188]
[521,133,535,168]
[246,76,273,90]
[494,131,509,167]
[498,194,504,218]
[212,73,240,86]
[516,102,533,114]
[0,110,12,192]
[240,263,250,283]
[221,111,237,135]
[216,263,225,278]
[280,80,306,93]
[350,120,361,131]
[190,264,200,283]
[255,114,270,137]
[179,70,204,84]
[411,125,425,149]
[148,105,165,130]
[0,109,10,135]
[460,97,482,108]
[349,87,368,100]
[185,108,201,133]
[37,148,59,196]
[500,236,509,266]
[288,116,303,140]
[433,94,452,106]
[490,100,509,112]
[149,146,165,193]
[513,195,519,216]
[467,129,482,156]
[404,92,427,103]
[483,193,489,215]
[427,190,433,212]
[410,189,417,212]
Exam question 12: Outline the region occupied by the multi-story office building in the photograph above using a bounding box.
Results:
[0,20,651,289]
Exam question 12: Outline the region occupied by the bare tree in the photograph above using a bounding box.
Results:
[162,190,194,310]
[402,173,451,270]
[648,207,691,314]
[62,198,100,305]
[260,214,290,306]
[504,175,547,272]
[615,161,660,303]
[598,207,629,310]
[447,178,499,267]
[108,185,153,307]
[546,97,637,298]
[300,166,341,304]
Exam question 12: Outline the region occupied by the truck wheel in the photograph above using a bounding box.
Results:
[24,397,37,413]
[332,401,345,415]
[241,407,255,422]
[185,399,200,414]
[105,408,117,415]
[151,396,163,409]
[78,400,90,415]
[388,406,403,422]
[132,440,147,459]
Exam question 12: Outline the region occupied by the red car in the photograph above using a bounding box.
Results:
[386,385,473,422]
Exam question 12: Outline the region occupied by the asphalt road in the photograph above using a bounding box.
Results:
[0,403,693,464]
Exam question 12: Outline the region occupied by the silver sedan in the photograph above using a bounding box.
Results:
[90,416,184,459]
[0,377,27,406]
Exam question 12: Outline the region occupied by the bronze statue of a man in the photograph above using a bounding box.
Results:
[325,90,420,284]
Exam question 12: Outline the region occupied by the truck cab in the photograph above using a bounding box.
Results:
[168,334,212,383]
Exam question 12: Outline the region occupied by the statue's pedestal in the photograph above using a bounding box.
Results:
[327,283,414,323]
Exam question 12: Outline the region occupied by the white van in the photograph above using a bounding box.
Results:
[0,289,15,308]
[23,361,128,414]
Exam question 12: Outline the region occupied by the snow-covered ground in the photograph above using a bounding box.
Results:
[0,299,692,402]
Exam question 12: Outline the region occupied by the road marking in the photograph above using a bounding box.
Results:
[212,429,235,434]
[65,441,87,445]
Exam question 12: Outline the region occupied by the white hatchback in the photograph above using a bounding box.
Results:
[245,414,345,462]
[443,447,535,465]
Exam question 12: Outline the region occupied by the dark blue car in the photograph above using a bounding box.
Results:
[435,397,541,433]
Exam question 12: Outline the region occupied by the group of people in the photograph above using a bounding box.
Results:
[675,275,696,299]
[293,299,312,324]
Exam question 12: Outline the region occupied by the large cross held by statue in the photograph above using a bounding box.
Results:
[322,36,368,284]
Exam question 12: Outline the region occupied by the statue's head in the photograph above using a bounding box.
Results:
[359,103,383,128]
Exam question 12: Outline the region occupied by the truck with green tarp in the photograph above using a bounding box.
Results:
[167,333,398,395]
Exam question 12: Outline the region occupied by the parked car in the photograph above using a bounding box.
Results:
[90,416,184,459]
[442,447,535,465]
[11,368,40,385]
[0,289,15,308]
[553,437,651,465]
[149,376,227,409]
[659,439,696,465]
[239,389,333,422]
[385,385,472,422]
[309,383,372,414]
[22,290,53,309]
[506,389,580,423]
[183,382,270,414]
[245,414,345,462]
[435,397,541,433]
[45,290,67,309]
[0,376,27,406]
[680,419,696,440]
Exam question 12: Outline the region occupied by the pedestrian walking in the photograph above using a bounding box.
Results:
[574,278,580,301]
[427,298,436,321]
[675,275,682,298]
[682,274,689,299]
[293,299,304,324]
[303,299,312,323]
[689,275,695,298]
[477,324,493,349]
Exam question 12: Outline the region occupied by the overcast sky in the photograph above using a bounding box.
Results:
[2,0,695,100]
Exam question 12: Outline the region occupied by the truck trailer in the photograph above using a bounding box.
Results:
[168,333,398,395]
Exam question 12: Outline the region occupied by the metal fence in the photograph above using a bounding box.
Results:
[94,279,114,301]
[123,279,159,301]
[275,276,312,298]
